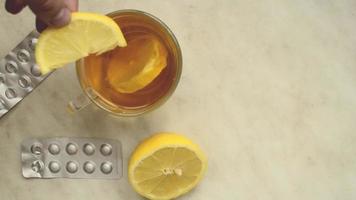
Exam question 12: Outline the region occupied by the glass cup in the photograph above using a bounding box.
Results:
[68,10,182,116]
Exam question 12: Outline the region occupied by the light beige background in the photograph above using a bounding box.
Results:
[0,0,356,199]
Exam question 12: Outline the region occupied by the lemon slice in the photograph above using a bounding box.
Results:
[129,133,207,200]
[107,34,167,93]
[35,12,127,74]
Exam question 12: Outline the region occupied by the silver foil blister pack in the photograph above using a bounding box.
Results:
[0,31,50,118]
[21,137,123,179]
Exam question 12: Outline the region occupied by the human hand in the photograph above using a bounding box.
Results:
[5,0,78,32]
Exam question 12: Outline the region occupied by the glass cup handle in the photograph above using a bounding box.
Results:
[68,88,118,114]
[67,88,100,113]
[67,92,92,113]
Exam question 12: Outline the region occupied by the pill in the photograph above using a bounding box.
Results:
[17,49,30,63]
[66,143,78,155]
[5,61,18,73]
[5,88,17,99]
[29,38,38,50]
[31,64,41,77]
[83,143,95,155]
[49,161,61,173]
[31,160,44,173]
[66,161,78,173]
[18,76,31,88]
[100,144,112,156]
[31,143,42,155]
[48,143,60,155]
[100,162,113,174]
[83,161,96,174]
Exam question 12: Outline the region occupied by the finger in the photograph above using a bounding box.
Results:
[64,0,78,12]
[36,18,48,32]
[26,0,71,27]
[5,0,26,14]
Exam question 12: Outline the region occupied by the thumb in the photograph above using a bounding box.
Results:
[26,0,71,27]
[5,0,26,14]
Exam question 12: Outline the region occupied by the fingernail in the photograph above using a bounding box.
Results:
[50,8,71,27]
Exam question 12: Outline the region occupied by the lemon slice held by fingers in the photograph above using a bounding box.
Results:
[35,12,127,74]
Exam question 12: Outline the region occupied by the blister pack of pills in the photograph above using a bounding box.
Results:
[0,31,51,118]
[21,137,123,179]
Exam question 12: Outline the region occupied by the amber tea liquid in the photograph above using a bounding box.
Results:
[82,11,180,110]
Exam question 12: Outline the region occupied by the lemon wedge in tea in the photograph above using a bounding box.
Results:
[106,33,168,94]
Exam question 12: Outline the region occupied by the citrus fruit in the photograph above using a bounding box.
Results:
[128,133,207,200]
[35,12,127,74]
[107,33,168,93]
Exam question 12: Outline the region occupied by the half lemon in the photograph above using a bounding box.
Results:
[128,133,207,200]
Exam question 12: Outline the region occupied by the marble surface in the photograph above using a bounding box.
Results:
[1,0,356,199]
